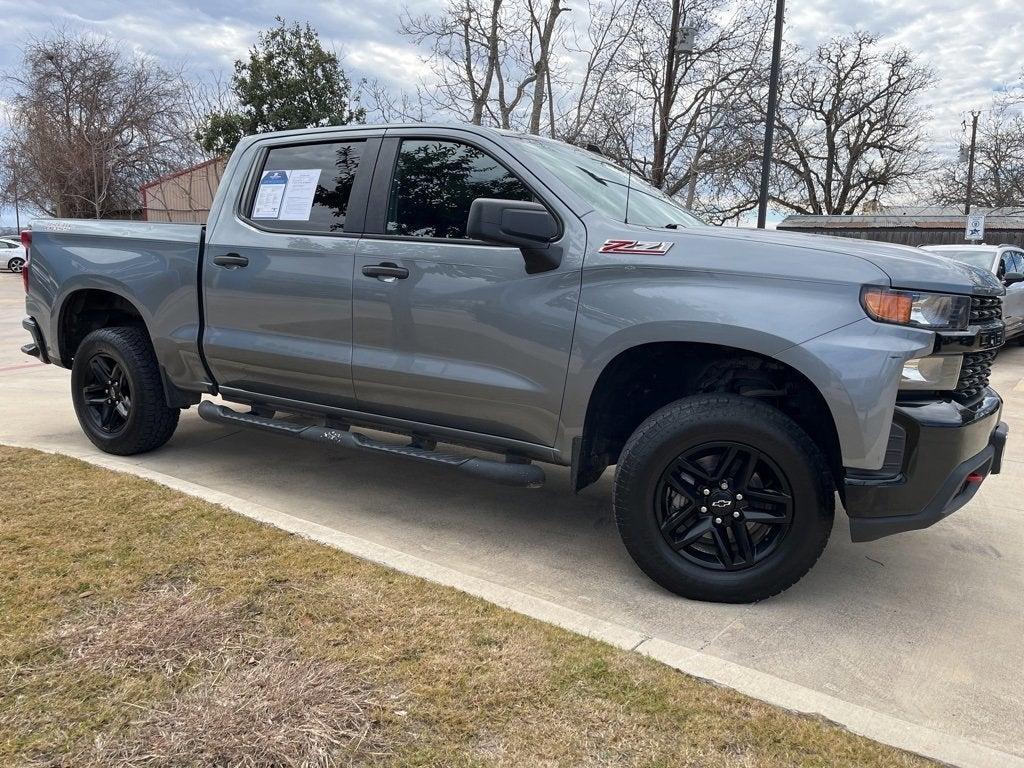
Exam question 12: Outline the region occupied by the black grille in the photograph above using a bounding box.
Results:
[970,295,1002,324]
[956,349,997,399]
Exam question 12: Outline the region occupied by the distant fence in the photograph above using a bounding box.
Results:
[778,216,1024,248]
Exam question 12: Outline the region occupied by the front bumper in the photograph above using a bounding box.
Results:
[845,389,1006,543]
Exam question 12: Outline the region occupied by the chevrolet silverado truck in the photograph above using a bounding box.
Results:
[20,124,1009,603]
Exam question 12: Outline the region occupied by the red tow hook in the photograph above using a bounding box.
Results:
[965,472,987,485]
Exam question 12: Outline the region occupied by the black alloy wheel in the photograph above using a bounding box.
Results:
[656,442,793,571]
[613,394,834,603]
[80,352,133,435]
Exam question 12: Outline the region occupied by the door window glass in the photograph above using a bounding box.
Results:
[998,254,1012,279]
[386,139,532,239]
[249,141,364,233]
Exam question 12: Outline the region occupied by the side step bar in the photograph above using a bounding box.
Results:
[197,401,545,488]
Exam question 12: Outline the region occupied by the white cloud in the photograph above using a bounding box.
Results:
[0,1,1021,166]
[346,41,432,84]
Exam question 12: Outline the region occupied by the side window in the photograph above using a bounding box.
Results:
[248,141,364,233]
[998,253,1010,279]
[1011,252,1024,274]
[386,139,533,239]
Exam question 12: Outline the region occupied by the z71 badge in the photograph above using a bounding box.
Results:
[599,239,674,255]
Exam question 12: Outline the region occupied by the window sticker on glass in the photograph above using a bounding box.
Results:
[252,170,289,218]
[278,168,322,221]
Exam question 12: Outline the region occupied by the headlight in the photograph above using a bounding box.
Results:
[900,355,963,390]
[861,287,971,331]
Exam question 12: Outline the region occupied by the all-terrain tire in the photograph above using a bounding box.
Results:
[71,327,180,455]
[613,394,834,603]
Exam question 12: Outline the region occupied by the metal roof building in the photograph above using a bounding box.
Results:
[778,207,1024,248]
[140,157,227,224]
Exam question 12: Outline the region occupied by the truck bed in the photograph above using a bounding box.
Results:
[25,219,208,395]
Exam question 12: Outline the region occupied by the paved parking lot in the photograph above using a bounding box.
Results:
[2,273,1023,762]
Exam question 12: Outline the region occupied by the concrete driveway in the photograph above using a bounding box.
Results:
[2,274,1023,763]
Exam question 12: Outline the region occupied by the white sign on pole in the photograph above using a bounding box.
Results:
[965,214,985,241]
[675,27,697,55]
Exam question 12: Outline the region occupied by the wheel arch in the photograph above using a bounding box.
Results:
[567,340,844,496]
[57,287,152,367]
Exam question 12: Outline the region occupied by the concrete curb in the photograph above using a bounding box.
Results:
[5,438,1022,768]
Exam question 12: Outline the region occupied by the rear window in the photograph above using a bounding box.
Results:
[248,141,364,234]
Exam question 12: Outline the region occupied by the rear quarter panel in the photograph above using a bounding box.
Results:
[27,220,206,390]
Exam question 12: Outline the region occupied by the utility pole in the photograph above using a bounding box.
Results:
[964,110,981,215]
[757,0,786,229]
[13,166,20,231]
[651,0,683,191]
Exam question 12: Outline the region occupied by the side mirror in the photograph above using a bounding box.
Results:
[1004,271,1024,286]
[467,198,562,273]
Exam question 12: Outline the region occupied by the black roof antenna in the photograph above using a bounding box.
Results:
[623,62,643,225]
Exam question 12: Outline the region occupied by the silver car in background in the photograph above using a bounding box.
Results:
[1,237,27,273]
[922,244,1024,341]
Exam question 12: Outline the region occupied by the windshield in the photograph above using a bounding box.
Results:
[511,136,705,228]
[931,249,996,272]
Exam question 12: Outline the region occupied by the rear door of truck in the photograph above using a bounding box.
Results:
[201,128,383,408]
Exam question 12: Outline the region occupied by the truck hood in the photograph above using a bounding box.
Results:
[673,226,1005,296]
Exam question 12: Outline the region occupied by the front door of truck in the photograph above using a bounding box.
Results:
[350,131,582,447]
[202,133,381,408]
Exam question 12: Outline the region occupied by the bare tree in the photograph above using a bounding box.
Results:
[399,0,569,132]
[555,0,642,144]
[361,78,431,124]
[526,0,570,134]
[931,105,1024,211]
[573,0,772,222]
[0,29,190,219]
[766,31,935,215]
[136,73,235,223]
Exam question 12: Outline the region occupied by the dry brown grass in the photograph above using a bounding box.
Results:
[35,584,395,767]
[0,446,936,768]
[66,653,387,768]
[55,584,254,675]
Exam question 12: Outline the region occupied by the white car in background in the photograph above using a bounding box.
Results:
[922,244,1024,342]
[1,237,27,273]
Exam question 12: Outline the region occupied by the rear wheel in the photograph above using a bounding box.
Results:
[613,394,834,603]
[71,327,179,455]
[7,256,25,273]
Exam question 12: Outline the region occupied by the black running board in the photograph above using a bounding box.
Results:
[197,401,545,488]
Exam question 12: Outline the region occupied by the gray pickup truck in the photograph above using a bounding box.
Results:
[20,124,1009,603]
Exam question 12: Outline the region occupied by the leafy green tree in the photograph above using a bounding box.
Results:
[198,18,365,154]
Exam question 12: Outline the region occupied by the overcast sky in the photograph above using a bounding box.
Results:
[1,0,1022,225]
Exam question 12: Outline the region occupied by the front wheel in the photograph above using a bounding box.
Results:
[7,256,25,273]
[613,394,834,603]
[71,327,180,455]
